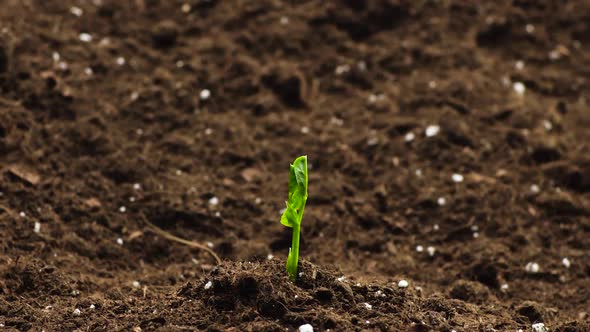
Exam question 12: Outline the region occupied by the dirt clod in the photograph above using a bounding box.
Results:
[262,63,308,108]
[151,20,179,49]
[449,280,490,304]
[517,301,549,324]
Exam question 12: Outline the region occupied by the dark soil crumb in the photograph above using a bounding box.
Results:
[1,0,590,331]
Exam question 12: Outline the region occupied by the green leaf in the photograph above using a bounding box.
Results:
[280,202,296,228]
[293,157,307,189]
[287,156,308,215]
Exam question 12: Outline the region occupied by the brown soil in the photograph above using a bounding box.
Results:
[1,0,590,331]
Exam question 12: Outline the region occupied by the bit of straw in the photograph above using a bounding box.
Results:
[139,213,221,264]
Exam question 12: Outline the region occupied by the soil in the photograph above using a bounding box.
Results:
[1,0,590,331]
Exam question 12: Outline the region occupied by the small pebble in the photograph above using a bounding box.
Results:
[255,197,262,204]
[133,183,141,190]
[208,196,219,206]
[34,222,41,234]
[200,89,211,100]
[116,57,126,66]
[562,257,571,268]
[205,128,213,135]
[416,245,424,253]
[70,6,83,17]
[301,126,310,134]
[368,93,384,104]
[530,184,540,194]
[428,81,437,89]
[84,67,93,76]
[515,60,525,70]
[543,120,553,131]
[437,197,446,206]
[181,3,191,13]
[73,308,81,316]
[129,197,136,202]
[473,232,479,238]
[548,50,560,61]
[116,238,124,245]
[19,211,26,218]
[119,206,126,213]
[525,262,540,274]
[366,137,379,146]
[532,323,547,332]
[357,61,367,71]
[266,254,274,260]
[298,324,313,332]
[573,40,581,49]
[330,116,344,126]
[426,246,436,257]
[99,37,111,46]
[525,24,535,34]
[425,125,440,137]
[79,33,93,42]
[89,304,96,310]
[415,169,423,177]
[513,82,526,96]
[204,281,212,290]
[501,283,509,290]
[452,173,464,183]
[52,52,60,62]
[206,241,214,248]
[132,281,141,288]
[433,224,439,231]
[404,132,416,142]
[334,64,350,75]
[363,302,372,310]
[398,279,409,288]
[280,16,289,25]
[337,276,346,282]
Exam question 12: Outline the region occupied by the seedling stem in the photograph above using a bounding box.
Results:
[280,156,308,281]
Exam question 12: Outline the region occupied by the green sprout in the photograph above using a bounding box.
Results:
[280,155,308,281]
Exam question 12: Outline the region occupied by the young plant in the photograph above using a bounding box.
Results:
[280,155,308,281]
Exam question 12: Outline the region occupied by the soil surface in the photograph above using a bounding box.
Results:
[1,0,590,331]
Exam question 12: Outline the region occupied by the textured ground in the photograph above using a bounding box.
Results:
[1,0,590,331]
